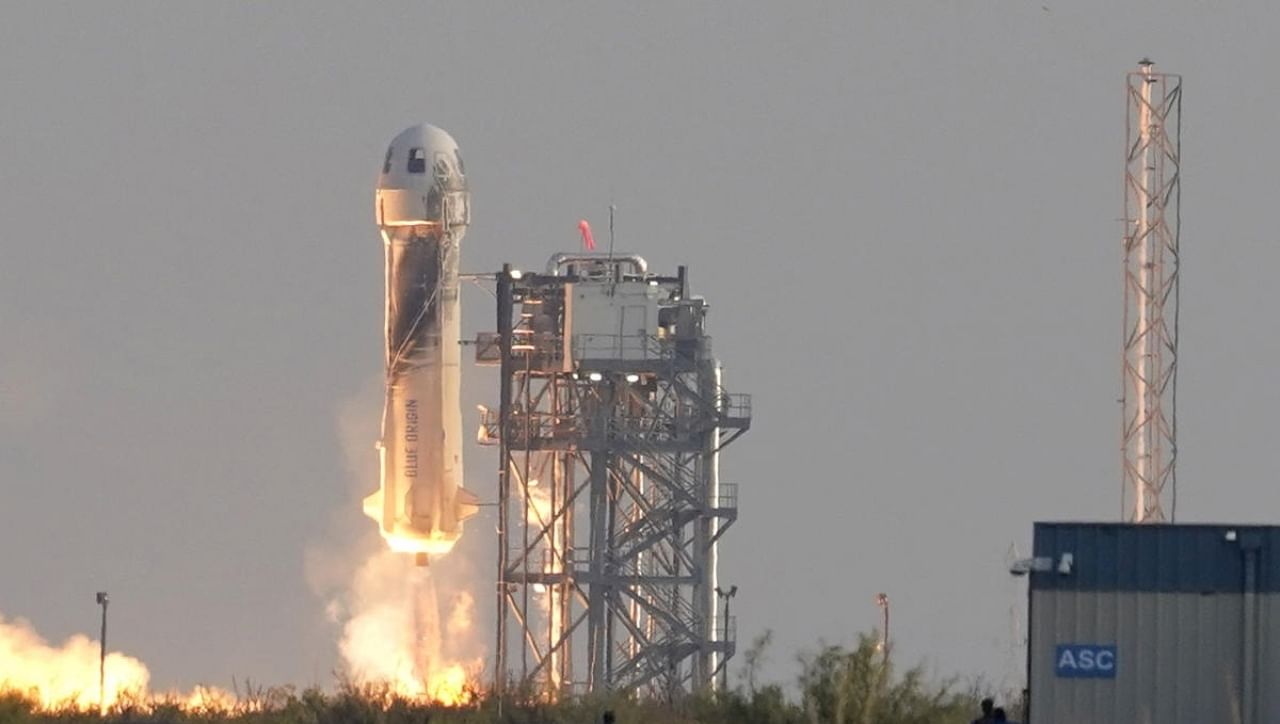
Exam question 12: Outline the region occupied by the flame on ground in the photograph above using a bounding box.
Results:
[0,613,148,710]
[0,613,239,713]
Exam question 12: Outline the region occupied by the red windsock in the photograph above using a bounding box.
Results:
[578,219,596,250]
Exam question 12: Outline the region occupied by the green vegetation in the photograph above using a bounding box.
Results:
[0,633,1009,724]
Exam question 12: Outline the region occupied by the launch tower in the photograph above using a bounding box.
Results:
[477,254,750,697]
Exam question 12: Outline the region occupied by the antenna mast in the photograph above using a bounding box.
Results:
[1122,59,1181,522]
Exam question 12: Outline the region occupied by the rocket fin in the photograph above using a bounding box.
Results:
[455,487,481,522]
[362,489,383,522]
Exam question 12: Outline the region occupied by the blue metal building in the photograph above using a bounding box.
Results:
[1027,522,1280,723]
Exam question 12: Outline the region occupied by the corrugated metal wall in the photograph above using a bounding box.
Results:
[1028,523,1280,724]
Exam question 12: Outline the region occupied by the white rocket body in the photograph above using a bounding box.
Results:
[363,124,479,561]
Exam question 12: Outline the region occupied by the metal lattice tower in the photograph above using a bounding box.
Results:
[477,254,750,698]
[1122,59,1181,523]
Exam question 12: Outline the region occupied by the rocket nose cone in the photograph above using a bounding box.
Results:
[378,123,467,193]
[376,123,470,229]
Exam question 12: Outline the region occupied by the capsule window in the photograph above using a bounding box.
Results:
[382,147,393,174]
[407,147,427,174]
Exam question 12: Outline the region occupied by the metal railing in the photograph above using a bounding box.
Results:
[474,330,566,368]
[571,333,667,361]
[478,407,580,446]
[718,393,751,420]
[481,407,748,448]
[719,615,737,645]
[715,483,738,510]
[473,331,502,364]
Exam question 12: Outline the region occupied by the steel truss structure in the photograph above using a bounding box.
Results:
[1122,59,1181,523]
[477,255,750,698]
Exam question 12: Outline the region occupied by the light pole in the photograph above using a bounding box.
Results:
[713,585,738,691]
[96,592,109,712]
[875,593,889,663]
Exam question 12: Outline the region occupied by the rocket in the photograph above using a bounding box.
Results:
[363,124,480,565]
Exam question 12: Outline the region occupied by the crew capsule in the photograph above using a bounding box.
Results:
[376,123,469,229]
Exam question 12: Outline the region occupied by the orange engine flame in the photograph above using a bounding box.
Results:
[337,546,482,706]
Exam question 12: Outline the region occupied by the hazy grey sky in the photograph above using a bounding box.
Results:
[3,1,1279,693]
